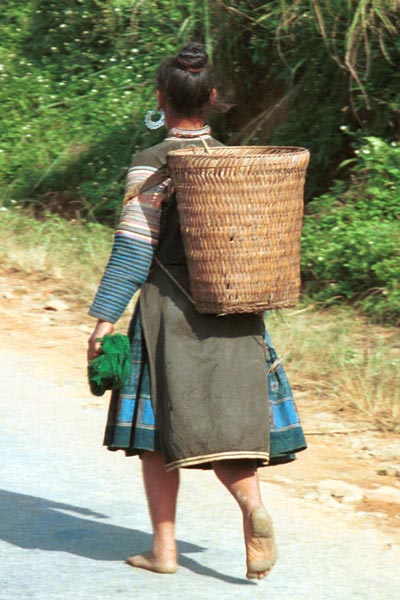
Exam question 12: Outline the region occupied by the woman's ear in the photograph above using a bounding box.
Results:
[209,88,218,106]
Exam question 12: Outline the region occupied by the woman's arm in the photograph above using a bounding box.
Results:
[88,165,169,323]
[87,165,170,358]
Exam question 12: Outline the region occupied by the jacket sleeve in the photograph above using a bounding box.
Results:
[88,165,169,323]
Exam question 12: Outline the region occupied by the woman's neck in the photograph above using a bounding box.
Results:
[165,114,205,132]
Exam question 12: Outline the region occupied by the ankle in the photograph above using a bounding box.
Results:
[152,536,177,560]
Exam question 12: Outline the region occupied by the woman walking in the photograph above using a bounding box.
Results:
[88,42,306,580]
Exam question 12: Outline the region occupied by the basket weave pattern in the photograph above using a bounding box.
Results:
[167,146,310,314]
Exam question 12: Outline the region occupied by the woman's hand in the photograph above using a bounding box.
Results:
[87,319,114,361]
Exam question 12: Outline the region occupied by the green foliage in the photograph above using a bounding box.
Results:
[1,1,399,321]
[301,136,400,323]
[0,0,206,221]
[210,0,400,197]
[2,1,399,213]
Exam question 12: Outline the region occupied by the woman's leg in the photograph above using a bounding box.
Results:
[127,450,179,574]
[212,460,277,580]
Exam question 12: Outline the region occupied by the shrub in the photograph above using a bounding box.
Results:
[0,0,204,222]
[301,136,400,323]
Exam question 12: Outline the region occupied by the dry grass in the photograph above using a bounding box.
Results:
[267,306,400,430]
[0,208,113,301]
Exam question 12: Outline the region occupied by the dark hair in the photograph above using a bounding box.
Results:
[156,43,214,117]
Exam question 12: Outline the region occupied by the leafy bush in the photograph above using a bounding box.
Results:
[301,136,400,323]
[1,1,399,321]
[0,0,205,221]
[2,1,399,216]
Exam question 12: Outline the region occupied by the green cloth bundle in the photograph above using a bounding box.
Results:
[88,334,131,397]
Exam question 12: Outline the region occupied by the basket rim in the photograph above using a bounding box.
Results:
[168,145,310,160]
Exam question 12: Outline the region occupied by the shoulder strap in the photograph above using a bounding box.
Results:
[123,166,171,205]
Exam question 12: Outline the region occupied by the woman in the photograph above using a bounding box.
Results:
[88,43,306,580]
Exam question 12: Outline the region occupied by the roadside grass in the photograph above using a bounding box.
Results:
[267,308,400,432]
[1,208,399,431]
[0,208,113,301]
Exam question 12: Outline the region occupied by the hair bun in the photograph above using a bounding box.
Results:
[177,43,208,72]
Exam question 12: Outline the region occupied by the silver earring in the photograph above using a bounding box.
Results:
[144,109,165,130]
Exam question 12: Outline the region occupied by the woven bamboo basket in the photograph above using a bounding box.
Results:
[167,145,310,314]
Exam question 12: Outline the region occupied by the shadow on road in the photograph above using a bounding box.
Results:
[1,489,253,585]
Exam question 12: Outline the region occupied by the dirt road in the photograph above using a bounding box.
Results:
[1,270,399,599]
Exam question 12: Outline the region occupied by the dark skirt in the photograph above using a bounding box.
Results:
[104,267,307,469]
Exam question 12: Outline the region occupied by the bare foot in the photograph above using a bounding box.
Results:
[244,506,278,580]
[126,551,178,574]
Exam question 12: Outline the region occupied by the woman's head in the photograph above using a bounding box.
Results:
[156,43,215,118]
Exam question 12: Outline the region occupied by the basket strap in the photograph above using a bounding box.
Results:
[153,257,195,306]
[123,166,171,205]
